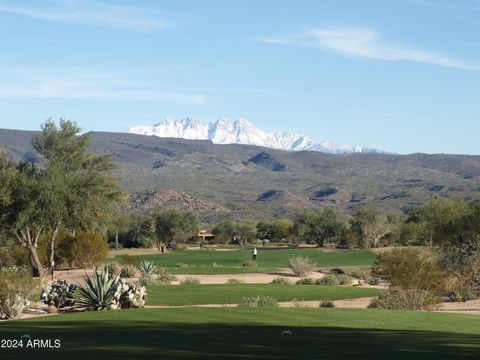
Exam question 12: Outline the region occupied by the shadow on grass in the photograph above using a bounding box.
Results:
[1,318,479,360]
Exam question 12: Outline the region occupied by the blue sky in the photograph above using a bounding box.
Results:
[0,0,479,154]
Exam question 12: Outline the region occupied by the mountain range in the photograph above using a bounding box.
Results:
[128,118,381,154]
[1,127,479,223]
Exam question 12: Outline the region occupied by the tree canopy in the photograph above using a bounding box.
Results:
[153,208,199,253]
[293,208,345,247]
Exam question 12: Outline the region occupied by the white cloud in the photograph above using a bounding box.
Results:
[0,66,205,104]
[263,26,480,70]
[0,0,180,31]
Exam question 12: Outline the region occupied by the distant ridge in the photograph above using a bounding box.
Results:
[128,117,384,154]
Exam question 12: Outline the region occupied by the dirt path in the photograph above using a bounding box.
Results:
[435,299,480,315]
[143,297,376,309]
[171,269,326,285]
[53,268,331,285]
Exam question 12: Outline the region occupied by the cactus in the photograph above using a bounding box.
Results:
[112,279,147,309]
[40,280,77,308]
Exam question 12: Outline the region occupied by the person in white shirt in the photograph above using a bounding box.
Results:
[252,247,257,261]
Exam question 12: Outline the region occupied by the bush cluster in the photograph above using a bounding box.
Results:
[319,299,335,308]
[238,295,278,308]
[450,287,478,302]
[296,278,315,285]
[372,248,444,291]
[289,256,317,277]
[0,267,36,319]
[368,288,440,311]
[180,277,200,285]
[271,277,292,285]
[119,265,137,278]
[155,267,177,284]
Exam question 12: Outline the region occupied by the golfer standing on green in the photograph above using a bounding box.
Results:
[252,247,257,261]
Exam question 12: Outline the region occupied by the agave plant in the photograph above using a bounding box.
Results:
[74,267,119,311]
[138,261,157,276]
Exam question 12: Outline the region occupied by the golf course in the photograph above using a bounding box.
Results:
[115,247,377,274]
[1,308,479,360]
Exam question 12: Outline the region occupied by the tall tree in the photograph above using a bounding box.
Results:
[32,120,125,274]
[293,208,345,247]
[256,219,293,242]
[350,207,393,248]
[153,208,199,253]
[0,154,50,276]
[213,220,256,250]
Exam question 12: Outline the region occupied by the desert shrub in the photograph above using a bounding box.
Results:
[292,298,307,307]
[156,267,177,284]
[112,279,147,309]
[69,232,109,268]
[227,278,245,284]
[296,278,315,285]
[368,277,380,285]
[238,295,278,308]
[271,277,292,285]
[336,274,352,285]
[180,277,200,285]
[138,261,157,276]
[450,287,478,302]
[120,265,137,278]
[319,299,335,308]
[289,256,316,277]
[330,268,345,275]
[11,246,30,267]
[106,262,122,277]
[0,247,16,267]
[40,280,77,309]
[368,288,441,311]
[242,260,257,268]
[316,275,339,286]
[372,248,444,291]
[349,270,370,280]
[0,267,36,319]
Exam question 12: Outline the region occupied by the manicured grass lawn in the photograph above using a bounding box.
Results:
[146,284,379,305]
[1,308,479,359]
[116,247,376,274]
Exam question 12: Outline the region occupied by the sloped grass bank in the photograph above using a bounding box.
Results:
[146,284,378,305]
[1,308,479,360]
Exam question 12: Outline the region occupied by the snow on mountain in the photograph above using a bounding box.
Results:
[128,118,381,154]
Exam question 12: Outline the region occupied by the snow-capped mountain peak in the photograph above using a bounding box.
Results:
[128,118,382,154]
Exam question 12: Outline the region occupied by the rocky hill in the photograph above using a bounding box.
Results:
[130,189,228,213]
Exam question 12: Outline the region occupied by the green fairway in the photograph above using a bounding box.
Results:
[1,308,479,360]
[146,284,379,305]
[116,247,376,274]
